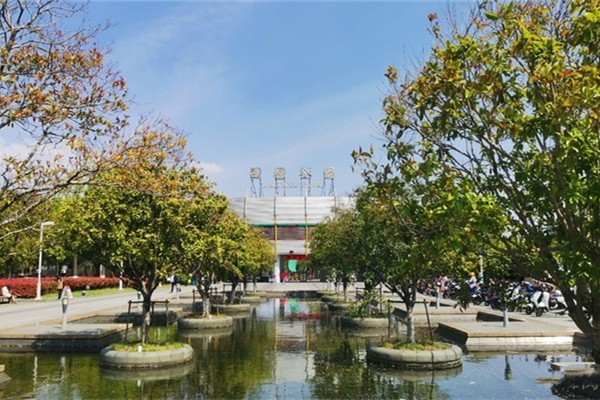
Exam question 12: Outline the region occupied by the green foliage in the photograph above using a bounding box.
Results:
[345,290,389,318]
[110,342,184,352]
[0,0,133,240]
[358,0,600,359]
[381,340,451,351]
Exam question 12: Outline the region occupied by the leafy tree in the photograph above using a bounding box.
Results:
[353,159,498,341]
[236,227,274,294]
[180,195,247,315]
[53,126,197,343]
[310,198,386,302]
[369,0,600,358]
[310,208,359,301]
[0,0,130,234]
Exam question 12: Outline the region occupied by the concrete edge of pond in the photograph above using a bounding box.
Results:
[178,315,233,330]
[211,304,252,314]
[100,344,194,369]
[341,316,390,329]
[366,344,463,370]
[240,296,265,304]
[438,320,583,352]
[178,327,233,339]
[0,324,127,352]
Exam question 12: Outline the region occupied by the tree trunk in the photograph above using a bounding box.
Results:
[201,292,210,317]
[406,304,415,343]
[141,294,152,344]
[343,281,348,302]
[229,280,238,304]
[560,277,600,363]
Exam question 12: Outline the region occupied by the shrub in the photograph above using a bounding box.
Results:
[345,290,390,318]
[382,340,451,351]
[0,277,122,298]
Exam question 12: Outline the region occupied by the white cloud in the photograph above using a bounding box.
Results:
[0,132,31,159]
[196,161,224,176]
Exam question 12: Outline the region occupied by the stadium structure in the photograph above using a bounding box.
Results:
[228,167,354,283]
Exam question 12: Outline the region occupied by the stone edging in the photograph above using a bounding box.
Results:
[212,303,251,314]
[100,344,194,369]
[178,315,233,330]
[341,316,389,329]
[366,344,462,370]
[240,296,264,304]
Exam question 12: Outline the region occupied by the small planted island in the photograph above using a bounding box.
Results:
[367,339,462,370]
[178,313,234,330]
[100,342,194,369]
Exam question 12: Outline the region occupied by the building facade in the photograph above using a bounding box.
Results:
[229,196,354,283]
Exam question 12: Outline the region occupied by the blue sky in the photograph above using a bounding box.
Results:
[83,1,469,198]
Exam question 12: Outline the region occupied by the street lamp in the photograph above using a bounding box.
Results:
[36,221,55,300]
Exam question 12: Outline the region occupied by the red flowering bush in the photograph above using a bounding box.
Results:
[0,277,122,298]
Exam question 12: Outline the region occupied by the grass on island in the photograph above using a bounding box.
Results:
[40,287,136,300]
[109,342,185,352]
[382,340,452,351]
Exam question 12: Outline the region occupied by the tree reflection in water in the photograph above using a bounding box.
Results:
[0,298,590,399]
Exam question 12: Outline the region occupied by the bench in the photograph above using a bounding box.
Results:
[0,297,11,304]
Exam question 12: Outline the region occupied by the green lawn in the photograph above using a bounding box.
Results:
[39,287,136,300]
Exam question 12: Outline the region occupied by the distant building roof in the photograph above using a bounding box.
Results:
[229,196,354,226]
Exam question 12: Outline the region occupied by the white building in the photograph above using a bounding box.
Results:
[229,196,354,283]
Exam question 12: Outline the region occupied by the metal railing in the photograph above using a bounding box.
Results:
[124,299,170,342]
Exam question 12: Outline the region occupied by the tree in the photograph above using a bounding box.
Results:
[310,200,386,301]
[54,125,197,343]
[180,195,248,316]
[352,153,499,342]
[235,227,274,295]
[0,0,130,237]
[371,0,600,358]
[310,208,358,301]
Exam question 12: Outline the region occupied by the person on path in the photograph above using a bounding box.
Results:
[1,285,17,303]
[56,275,64,300]
[170,275,179,293]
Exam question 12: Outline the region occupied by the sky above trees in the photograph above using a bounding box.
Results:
[57,1,466,197]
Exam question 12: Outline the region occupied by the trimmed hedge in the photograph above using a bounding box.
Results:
[0,277,122,298]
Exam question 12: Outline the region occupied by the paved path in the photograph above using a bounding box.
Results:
[2,290,140,330]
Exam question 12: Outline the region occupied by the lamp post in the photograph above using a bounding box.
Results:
[36,221,55,300]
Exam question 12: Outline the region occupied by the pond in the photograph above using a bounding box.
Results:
[0,297,590,399]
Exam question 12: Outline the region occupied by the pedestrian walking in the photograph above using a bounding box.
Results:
[56,275,64,300]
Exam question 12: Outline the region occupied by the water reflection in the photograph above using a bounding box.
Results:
[0,298,589,399]
[100,362,194,382]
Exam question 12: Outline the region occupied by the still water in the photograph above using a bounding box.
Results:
[0,298,588,399]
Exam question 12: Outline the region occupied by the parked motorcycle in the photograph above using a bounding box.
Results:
[547,289,568,315]
[524,288,551,317]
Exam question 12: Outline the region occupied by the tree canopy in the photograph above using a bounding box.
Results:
[358,0,600,357]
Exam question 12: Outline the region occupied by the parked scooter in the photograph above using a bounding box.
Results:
[488,282,523,311]
[525,286,551,317]
[547,289,568,315]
